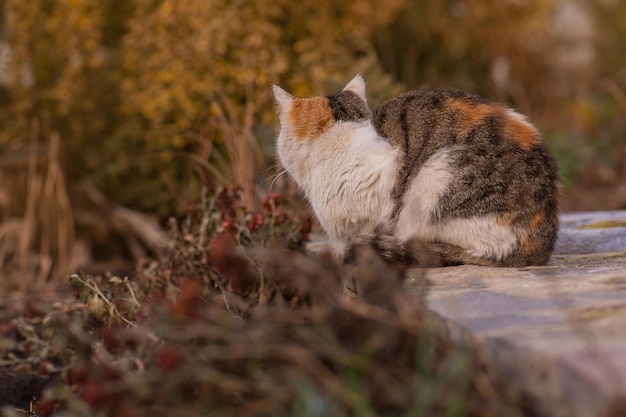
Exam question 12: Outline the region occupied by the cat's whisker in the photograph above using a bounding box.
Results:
[268,169,287,192]
[262,162,282,174]
[261,166,288,193]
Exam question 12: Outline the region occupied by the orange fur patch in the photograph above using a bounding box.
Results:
[519,232,537,254]
[520,213,545,253]
[530,212,545,230]
[502,113,541,151]
[289,97,334,139]
[447,101,495,138]
[447,100,540,150]
[497,212,517,227]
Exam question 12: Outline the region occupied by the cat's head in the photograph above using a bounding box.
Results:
[273,75,372,183]
[273,74,371,141]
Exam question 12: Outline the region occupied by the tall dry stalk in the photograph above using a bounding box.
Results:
[38,131,75,285]
[211,88,264,208]
[0,122,76,290]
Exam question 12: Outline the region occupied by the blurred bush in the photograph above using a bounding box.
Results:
[0,0,401,217]
[2,0,625,216]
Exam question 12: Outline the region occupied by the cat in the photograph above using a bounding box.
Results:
[273,75,560,267]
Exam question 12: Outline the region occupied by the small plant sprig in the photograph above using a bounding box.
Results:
[197,186,306,249]
[69,273,142,327]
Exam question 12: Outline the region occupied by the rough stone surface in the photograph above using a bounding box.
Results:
[406,211,626,417]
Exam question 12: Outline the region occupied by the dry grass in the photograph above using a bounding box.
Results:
[0,86,276,295]
[0,122,75,290]
[210,87,265,208]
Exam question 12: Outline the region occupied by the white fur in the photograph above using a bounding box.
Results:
[277,120,399,240]
[506,107,529,124]
[436,216,518,260]
[394,148,455,242]
[506,107,539,133]
[273,85,294,111]
[342,74,367,103]
[395,148,517,260]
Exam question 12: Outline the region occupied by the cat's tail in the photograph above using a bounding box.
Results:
[344,234,499,267]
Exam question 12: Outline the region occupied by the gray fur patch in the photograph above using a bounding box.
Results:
[326,91,371,122]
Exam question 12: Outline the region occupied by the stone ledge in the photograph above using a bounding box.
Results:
[409,211,626,417]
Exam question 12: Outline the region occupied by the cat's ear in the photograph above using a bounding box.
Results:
[343,74,367,103]
[273,85,295,115]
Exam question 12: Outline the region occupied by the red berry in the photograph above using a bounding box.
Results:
[34,399,56,417]
[79,382,103,408]
[154,348,181,372]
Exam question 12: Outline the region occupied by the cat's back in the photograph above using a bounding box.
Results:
[372,87,556,177]
[373,87,512,149]
[375,87,487,122]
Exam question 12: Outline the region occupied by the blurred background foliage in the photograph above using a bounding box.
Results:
[1,0,626,277]
[0,0,403,217]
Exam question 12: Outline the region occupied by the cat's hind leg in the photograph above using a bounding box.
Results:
[424,242,500,267]
[344,234,444,267]
[344,235,503,267]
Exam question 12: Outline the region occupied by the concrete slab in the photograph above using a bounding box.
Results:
[409,211,626,417]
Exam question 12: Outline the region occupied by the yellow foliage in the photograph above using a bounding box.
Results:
[0,0,403,214]
[120,0,403,147]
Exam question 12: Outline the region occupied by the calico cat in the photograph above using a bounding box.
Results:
[273,75,560,267]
